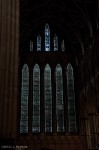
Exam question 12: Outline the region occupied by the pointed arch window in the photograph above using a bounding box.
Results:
[20,64,29,133]
[44,64,52,132]
[67,63,77,132]
[20,23,79,135]
[56,64,64,132]
[37,35,41,51]
[30,40,33,51]
[45,24,50,51]
[53,34,58,51]
[61,40,65,51]
[32,64,40,133]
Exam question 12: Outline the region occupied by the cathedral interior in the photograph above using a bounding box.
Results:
[0,0,99,149]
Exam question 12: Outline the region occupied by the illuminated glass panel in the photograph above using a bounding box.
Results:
[37,35,41,51]
[30,40,33,51]
[56,64,64,132]
[44,64,52,132]
[67,63,77,132]
[61,40,65,51]
[32,64,40,133]
[20,64,29,133]
[54,34,58,51]
[45,24,50,51]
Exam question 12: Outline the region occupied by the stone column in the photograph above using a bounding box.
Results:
[0,0,19,138]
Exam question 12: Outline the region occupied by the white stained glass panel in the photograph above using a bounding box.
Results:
[32,64,40,133]
[56,64,64,132]
[67,63,77,132]
[44,64,52,132]
[20,64,29,133]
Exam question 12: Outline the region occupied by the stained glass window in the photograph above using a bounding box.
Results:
[37,35,41,51]
[45,24,50,51]
[30,40,33,51]
[20,64,29,133]
[67,63,77,132]
[56,64,64,132]
[61,40,65,51]
[32,64,40,133]
[44,64,52,132]
[53,34,58,51]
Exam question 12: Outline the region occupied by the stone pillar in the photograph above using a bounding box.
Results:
[0,0,19,138]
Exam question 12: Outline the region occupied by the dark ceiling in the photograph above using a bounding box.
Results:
[20,0,98,60]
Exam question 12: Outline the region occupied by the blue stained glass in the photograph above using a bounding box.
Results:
[30,40,33,51]
[61,40,65,51]
[44,64,52,132]
[45,24,50,51]
[32,64,40,133]
[37,35,41,51]
[67,63,77,132]
[20,64,29,133]
[54,34,58,51]
[56,64,64,132]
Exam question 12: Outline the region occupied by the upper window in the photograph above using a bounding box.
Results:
[53,34,58,51]
[45,24,50,51]
[29,23,65,52]
[30,40,33,51]
[37,35,41,51]
[61,40,65,51]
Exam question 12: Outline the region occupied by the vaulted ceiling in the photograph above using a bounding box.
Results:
[20,0,98,61]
